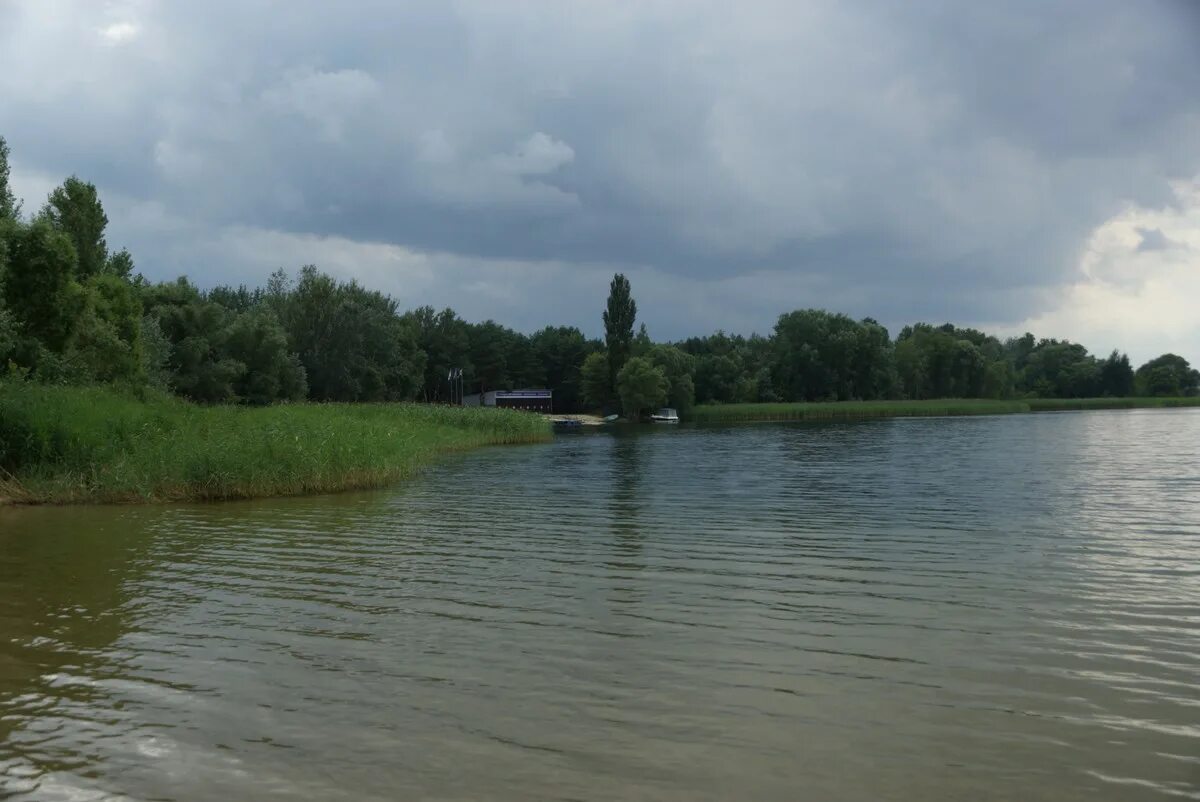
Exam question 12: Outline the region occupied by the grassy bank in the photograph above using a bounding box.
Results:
[0,383,551,505]
[690,397,1200,423]
[1024,397,1200,412]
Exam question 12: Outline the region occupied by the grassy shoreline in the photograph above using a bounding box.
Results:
[0,384,551,506]
[690,397,1200,423]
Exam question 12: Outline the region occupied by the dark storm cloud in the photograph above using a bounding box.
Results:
[1,0,1198,336]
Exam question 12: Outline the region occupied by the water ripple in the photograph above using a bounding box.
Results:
[1,409,1198,800]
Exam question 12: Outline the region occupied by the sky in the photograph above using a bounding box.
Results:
[2,0,1198,364]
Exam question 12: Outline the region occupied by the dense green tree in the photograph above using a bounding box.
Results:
[1135,354,1199,396]
[0,306,15,368]
[105,248,135,279]
[0,244,16,367]
[139,314,173,390]
[403,305,472,402]
[616,356,668,418]
[982,358,1015,399]
[465,320,546,392]
[144,281,305,404]
[530,326,594,412]
[773,310,893,401]
[1099,351,1134,397]
[144,279,241,402]
[896,323,1013,399]
[1021,339,1098,398]
[223,309,307,404]
[0,136,18,222]
[695,353,744,403]
[603,273,637,395]
[281,267,424,402]
[649,344,696,414]
[632,323,653,357]
[579,351,611,410]
[42,176,109,279]
[3,219,83,352]
[67,274,144,383]
[207,284,262,314]
[852,318,895,399]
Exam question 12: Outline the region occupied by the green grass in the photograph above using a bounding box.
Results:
[1025,397,1200,411]
[690,397,1200,423]
[0,383,551,505]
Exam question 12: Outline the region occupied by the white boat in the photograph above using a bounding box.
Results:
[649,407,679,423]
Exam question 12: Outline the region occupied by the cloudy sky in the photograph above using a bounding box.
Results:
[2,0,1198,362]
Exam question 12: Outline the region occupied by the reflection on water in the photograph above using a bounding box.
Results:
[1,410,1199,801]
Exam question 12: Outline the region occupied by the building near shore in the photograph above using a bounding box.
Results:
[462,389,553,413]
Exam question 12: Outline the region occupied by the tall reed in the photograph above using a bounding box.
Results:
[0,383,550,505]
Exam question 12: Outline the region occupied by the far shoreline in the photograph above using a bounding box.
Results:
[689,397,1200,423]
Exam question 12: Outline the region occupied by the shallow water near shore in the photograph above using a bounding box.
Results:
[2,409,1198,800]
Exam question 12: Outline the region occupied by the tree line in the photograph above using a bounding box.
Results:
[1,136,1196,415]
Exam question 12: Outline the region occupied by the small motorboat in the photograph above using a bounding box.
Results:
[552,418,583,428]
[649,407,679,424]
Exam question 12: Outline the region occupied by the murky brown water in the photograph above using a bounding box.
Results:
[2,410,1198,800]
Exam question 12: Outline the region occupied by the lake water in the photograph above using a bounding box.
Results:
[1,410,1198,801]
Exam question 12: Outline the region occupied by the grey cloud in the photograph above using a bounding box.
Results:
[1135,227,1175,253]
[1,0,1198,338]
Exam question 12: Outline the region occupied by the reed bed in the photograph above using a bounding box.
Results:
[0,383,550,505]
[1025,397,1200,411]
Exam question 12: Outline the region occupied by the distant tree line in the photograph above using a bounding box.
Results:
[1,136,1197,414]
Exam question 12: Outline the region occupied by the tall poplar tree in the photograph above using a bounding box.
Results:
[603,273,636,396]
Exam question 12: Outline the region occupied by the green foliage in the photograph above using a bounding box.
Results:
[139,314,173,390]
[684,331,777,403]
[280,266,424,401]
[67,274,145,383]
[0,383,550,504]
[404,306,472,402]
[105,248,135,279]
[0,136,19,221]
[222,309,308,404]
[144,279,239,402]
[895,323,1002,398]
[42,176,109,279]
[3,219,83,352]
[0,228,14,364]
[466,319,545,392]
[1099,351,1134,397]
[530,326,595,412]
[603,273,637,394]
[1019,339,1099,398]
[579,351,611,410]
[649,344,696,414]
[0,308,15,366]
[1135,353,1199,396]
[772,310,893,401]
[617,355,668,418]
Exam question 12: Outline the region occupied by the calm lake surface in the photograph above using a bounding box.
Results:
[2,410,1198,801]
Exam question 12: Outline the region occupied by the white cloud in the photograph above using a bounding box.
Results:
[1002,179,1200,364]
[99,21,138,45]
[491,132,575,176]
